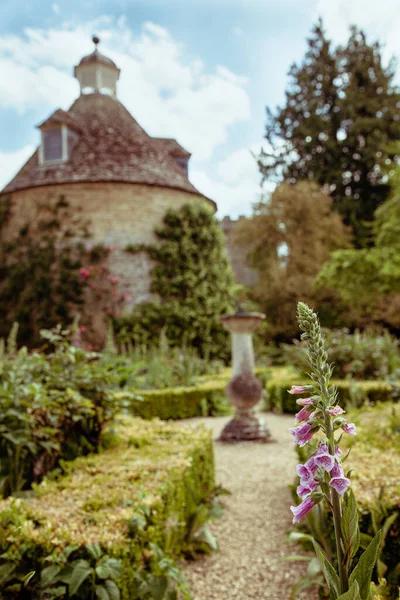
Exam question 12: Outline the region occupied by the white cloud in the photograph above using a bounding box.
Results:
[191,142,274,218]
[315,0,400,73]
[0,16,251,162]
[52,3,60,14]
[0,145,35,191]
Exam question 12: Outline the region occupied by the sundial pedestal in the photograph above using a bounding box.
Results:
[219,312,272,443]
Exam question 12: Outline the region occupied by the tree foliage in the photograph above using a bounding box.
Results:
[115,204,236,359]
[316,169,400,330]
[233,182,351,342]
[258,21,400,247]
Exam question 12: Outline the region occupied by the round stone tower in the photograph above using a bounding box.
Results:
[0,37,215,343]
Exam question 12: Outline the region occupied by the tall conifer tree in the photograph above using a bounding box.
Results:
[259,21,400,247]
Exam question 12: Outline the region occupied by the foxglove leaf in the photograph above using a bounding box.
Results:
[342,490,360,560]
[349,530,382,600]
[311,538,340,598]
[337,581,361,599]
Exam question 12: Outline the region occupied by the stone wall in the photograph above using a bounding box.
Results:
[2,182,214,342]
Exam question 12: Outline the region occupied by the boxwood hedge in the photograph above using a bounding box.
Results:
[0,417,215,599]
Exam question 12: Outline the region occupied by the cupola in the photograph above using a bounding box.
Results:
[74,36,120,97]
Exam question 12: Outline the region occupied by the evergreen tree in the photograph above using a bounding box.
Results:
[259,21,400,247]
[115,204,236,358]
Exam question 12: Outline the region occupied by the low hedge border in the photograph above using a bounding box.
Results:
[266,377,396,413]
[0,417,215,599]
[117,384,230,420]
[115,368,271,421]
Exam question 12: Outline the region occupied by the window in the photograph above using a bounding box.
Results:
[40,125,79,165]
[43,129,63,162]
[174,156,188,175]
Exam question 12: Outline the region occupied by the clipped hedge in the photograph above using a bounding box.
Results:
[115,368,270,421]
[115,382,230,420]
[266,377,395,413]
[0,417,215,599]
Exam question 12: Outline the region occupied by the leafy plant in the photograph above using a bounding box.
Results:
[288,303,383,599]
[0,323,121,496]
[116,203,235,360]
[184,485,230,559]
[283,328,400,381]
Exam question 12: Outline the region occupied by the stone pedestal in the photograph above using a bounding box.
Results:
[219,312,272,443]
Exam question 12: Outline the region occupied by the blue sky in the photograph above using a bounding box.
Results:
[1,0,400,216]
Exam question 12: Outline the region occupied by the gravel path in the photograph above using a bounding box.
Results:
[182,413,319,600]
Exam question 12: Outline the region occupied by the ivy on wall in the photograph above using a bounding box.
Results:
[115,203,236,359]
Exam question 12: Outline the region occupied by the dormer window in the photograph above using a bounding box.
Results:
[38,125,79,165]
[42,128,63,162]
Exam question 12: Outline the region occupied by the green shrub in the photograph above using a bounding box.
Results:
[0,325,120,496]
[115,203,236,360]
[0,417,215,599]
[283,328,400,380]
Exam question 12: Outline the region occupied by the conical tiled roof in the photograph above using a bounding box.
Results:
[1,94,213,207]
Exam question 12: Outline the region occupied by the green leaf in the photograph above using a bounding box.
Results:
[96,566,111,580]
[0,562,16,585]
[95,584,110,600]
[43,585,68,599]
[105,579,120,600]
[68,559,93,596]
[381,512,398,544]
[307,557,321,578]
[41,565,61,588]
[101,558,122,580]
[86,543,102,561]
[349,530,382,600]
[336,581,361,599]
[22,570,36,586]
[342,490,360,560]
[148,575,168,600]
[311,538,341,598]
[194,526,218,551]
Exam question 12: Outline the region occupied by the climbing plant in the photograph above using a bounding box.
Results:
[116,203,236,359]
[0,196,123,348]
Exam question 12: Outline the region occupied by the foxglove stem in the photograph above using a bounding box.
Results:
[296,303,350,594]
[325,415,348,594]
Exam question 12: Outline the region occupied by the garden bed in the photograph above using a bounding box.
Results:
[0,417,215,599]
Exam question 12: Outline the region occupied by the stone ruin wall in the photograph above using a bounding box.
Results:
[1,182,214,341]
[1,185,256,343]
